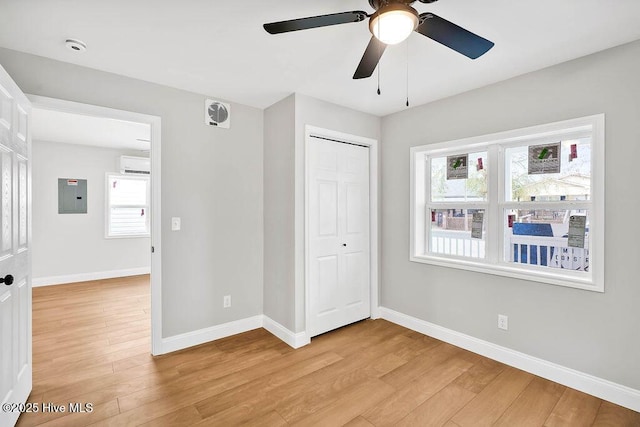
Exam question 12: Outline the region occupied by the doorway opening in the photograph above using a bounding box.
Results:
[27,95,162,355]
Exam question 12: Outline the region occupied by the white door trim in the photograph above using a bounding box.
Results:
[26,95,163,355]
[304,125,379,340]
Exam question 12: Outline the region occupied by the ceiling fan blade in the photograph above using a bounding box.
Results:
[353,37,387,79]
[264,11,368,34]
[416,13,494,59]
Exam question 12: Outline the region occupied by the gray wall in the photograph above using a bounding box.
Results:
[0,47,264,338]
[263,93,381,333]
[381,40,640,389]
[263,94,296,330]
[32,140,150,280]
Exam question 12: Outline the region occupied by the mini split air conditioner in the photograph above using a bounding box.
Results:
[205,99,231,128]
[120,156,150,175]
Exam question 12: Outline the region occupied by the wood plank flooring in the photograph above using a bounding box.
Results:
[17,275,640,426]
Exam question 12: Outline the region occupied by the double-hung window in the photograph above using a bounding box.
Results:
[106,174,150,238]
[410,115,604,291]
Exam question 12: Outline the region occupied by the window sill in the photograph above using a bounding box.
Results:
[409,254,602,292]
[105,234,151,240]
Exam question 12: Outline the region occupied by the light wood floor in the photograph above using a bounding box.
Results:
[18,275,640,426]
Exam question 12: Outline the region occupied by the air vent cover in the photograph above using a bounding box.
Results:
[205,99,231,128]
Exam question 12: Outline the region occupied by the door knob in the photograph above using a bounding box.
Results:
[1,274,13,286]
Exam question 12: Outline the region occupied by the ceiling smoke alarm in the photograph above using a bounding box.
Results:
[65,39,87,52]
[205,99,230,129]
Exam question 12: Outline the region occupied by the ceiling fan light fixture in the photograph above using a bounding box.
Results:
[369,3,419,45]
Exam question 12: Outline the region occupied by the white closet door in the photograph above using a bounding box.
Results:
[308,137,370,337]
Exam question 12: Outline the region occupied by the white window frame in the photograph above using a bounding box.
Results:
[105,173,150,239]
[410,114,605,292]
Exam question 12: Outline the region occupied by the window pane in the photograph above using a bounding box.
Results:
[505,208,589,271]
[505,138,591,202]
[107,175,149,238]
[110,178,147,205]
[431,151,488,202]
[109,207,148,236]
[430,208,486,259]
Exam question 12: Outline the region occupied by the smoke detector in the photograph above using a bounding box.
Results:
[65,39,87,52]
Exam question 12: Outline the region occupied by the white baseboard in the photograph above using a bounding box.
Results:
[160,315,310,355]
[32,267,151,287]
[379,307,640,413]
[263,316,310,349]
[370,306,381,320]
[161,315,264,354]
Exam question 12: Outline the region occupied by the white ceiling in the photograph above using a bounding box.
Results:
[31,108,150,151]
[2,0,640,116]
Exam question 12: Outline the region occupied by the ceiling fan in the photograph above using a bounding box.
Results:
[264,0,494,80]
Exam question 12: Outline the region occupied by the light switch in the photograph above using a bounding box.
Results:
[171,217,181,231]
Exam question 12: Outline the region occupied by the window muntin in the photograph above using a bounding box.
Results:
[410,115,604,291]
[106,174,150,238]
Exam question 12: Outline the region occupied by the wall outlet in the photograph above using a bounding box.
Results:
[498,314,508,330]
[223,295,231,308]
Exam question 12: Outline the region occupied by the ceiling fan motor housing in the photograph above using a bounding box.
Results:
[369,0,415,9]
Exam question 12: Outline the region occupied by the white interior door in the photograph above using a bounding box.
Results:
[308,137,370,337]
[0,65,32,427]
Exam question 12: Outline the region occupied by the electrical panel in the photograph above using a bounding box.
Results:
[58,178,87,214]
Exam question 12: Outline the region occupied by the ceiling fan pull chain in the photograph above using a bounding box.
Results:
[406,38,410,107]
[377,18,382,95]
[377,51,380,94]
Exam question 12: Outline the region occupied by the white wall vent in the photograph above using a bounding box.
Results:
[120,156,150,175]
[205,99,231,128]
